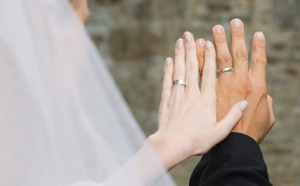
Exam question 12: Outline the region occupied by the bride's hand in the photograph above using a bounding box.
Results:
[148,32,248,170]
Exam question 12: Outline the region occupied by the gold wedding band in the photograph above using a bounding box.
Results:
[173,79,186,86]
[218,67,234,74]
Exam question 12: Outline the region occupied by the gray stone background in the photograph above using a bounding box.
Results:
[86,0,300,185]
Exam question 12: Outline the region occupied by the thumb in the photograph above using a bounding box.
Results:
[210,101,248,146]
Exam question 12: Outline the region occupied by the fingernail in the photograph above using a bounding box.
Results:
[196,39,205,48]
[166,57,172,67]
[232,18,242,27]
[205,41,213,50]
[213,25,224,34]
[184,32,193,43]
[177,38,183,49]
[239,101,248,113]
[256,32,265,40]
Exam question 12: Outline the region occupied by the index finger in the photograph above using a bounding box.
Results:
[250,32,267,87]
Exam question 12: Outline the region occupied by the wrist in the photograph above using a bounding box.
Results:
[147,132,190,170]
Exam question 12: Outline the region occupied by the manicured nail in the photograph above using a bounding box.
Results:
[232,18,242,27]
[213,25,224,34]
[239,101,248,113]
[256,32,265,40]
[205,41,213,50]
[166,57,172,67]
[177,38,183,49]
[196,39,205,48]
[184,32,193,43]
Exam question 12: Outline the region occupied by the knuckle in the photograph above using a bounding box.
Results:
[233,30,244,38]
[235,48,248,61]
[215,35,227,43]
[187,42,196,50]
[175,51,184,59]
[253,40,266,51]
[256,40,266,48]
[164,68,171,75]
[174,71,184,79]
[256,54,267,65]
[202,66,211,75]
[218,54,232,65]
[187,57,198,68]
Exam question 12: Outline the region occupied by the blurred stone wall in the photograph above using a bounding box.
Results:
[86,0,300,185]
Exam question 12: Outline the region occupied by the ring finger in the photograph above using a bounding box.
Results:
[173,38,186,95]
[212,25,233,80]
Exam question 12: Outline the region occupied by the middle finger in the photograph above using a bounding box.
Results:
[230,18,248,77]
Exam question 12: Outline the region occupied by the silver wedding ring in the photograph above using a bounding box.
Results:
[173,79,186,86]
[218,67,234,74]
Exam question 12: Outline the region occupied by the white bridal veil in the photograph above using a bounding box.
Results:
[0,0,175,185]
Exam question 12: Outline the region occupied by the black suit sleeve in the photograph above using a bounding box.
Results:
[189,132,271,186]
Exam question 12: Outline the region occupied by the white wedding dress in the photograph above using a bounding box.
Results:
[0,0,175,185]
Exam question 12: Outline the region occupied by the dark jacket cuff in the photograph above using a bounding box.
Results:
[189,132,271,186]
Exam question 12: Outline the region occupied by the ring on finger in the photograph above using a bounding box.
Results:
[217,67,234,74]
[173,79,186,86]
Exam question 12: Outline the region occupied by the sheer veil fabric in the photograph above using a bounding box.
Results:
[0,0,175,185]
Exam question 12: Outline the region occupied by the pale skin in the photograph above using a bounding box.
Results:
[70,0,246,170]
[148,35,248,170]
[70,0,274,172]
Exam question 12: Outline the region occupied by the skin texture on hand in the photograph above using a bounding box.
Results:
[70,0,90,23]
[148,32,248,170]
[196,19,275,144]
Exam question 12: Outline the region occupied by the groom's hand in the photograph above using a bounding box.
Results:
[197,19,275,143]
